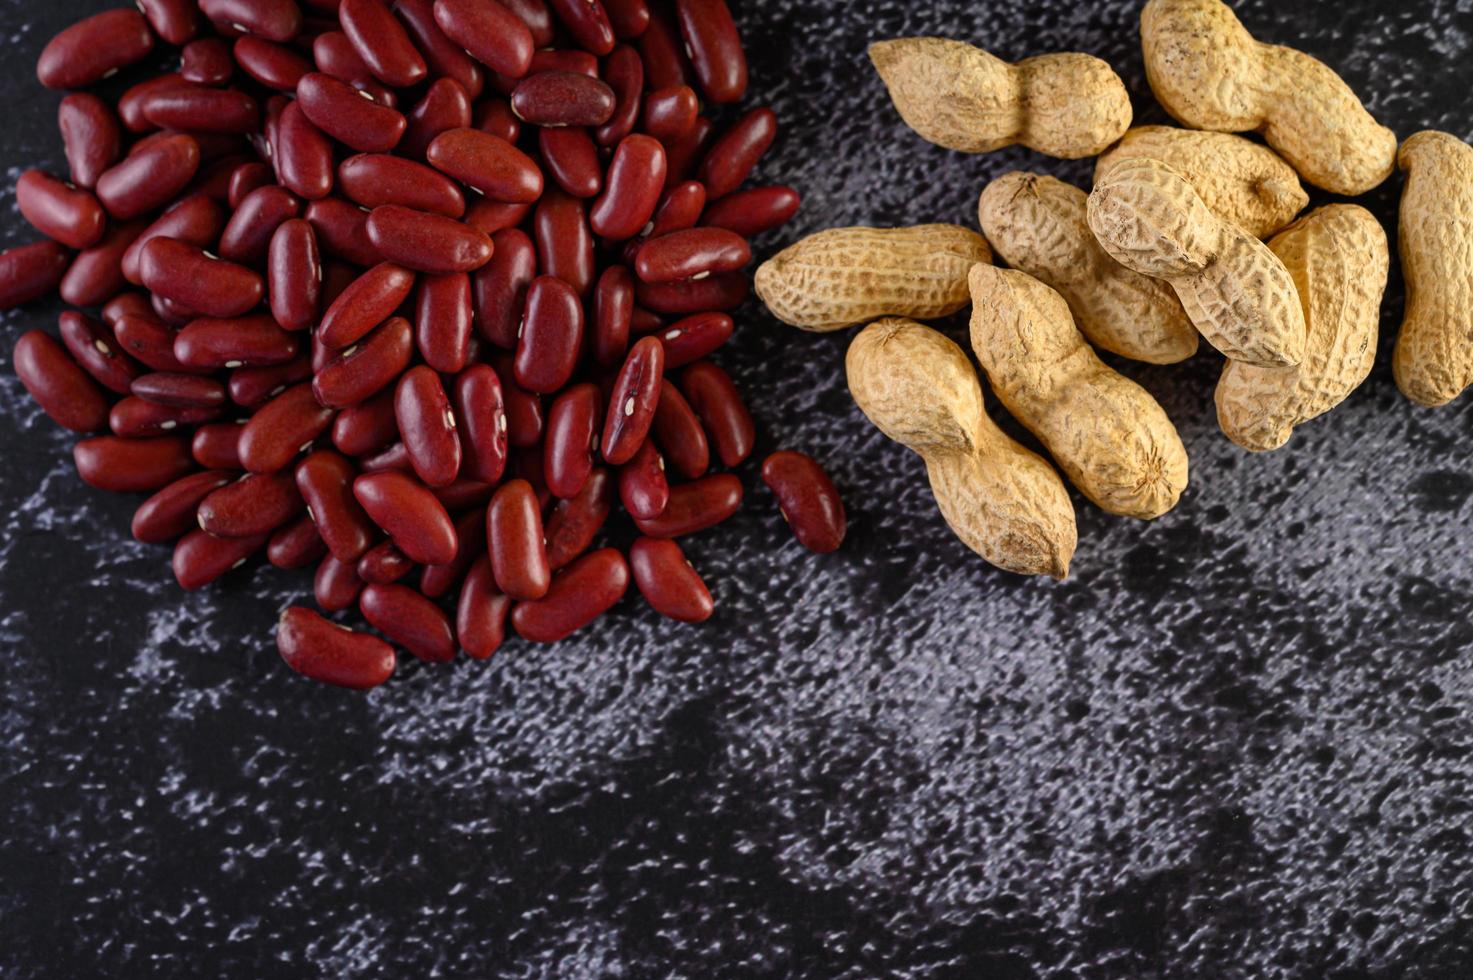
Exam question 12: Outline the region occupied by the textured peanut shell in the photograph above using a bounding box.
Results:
[1216,205,1387,450]
[1094,126,1308,239]
[1393,131,1473,408]
[978,171,1196,365]
[868,37,1131,160]
[846,318,1077,578]
[1140,0,1396,196]
[755,225,991,332]
[968,265,1189,520]
[1087,157,1306,368]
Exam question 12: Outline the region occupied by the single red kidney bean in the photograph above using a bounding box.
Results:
[296,450,376,561]
[497,0,554,45]
[538,128,603,199]
[357,538,414,582]
[595,44,643,147]
[659,115,713,192]
[544,467,613,570]
[234,37,312,90]
[199,471,303,537]
[472,228,536,348]
[0,241,71,309]
[592,265,633,369]
[590,135,667,242]
[635,227,749,283]
[173,528,268,589]
[635,271,747,314]
[511,72,615,128]
[314,316,413,408]
[650,378,708,478]
[473,99,520,145]
[193,421,245,469]
[319,262,415,349]
[94,135,201,221]
[238,382,334,472]
[122,194,226,285]
[312,30,375,85]
[365,206,493,275]
[110,396,221,437]
[274,101,334,200]
[633,473,741,537]
[268,515,328,568]
[74,435,194,492]
[534,190,594,296]
[414,273,472,373]
[229,354,311,406]
[218,186,301,267]
[132,470,235,544]
[430,477,494,512]
[141,86,260,135]
[295,72,406,152]
[700,108,777,199]
[419,507,485,598]
[453,364,508,484]
[761,450,846,553]
[426,128,542,203]
[700,184,801,238]
[514,276,584,394]
[432,0,533,78]
[339,154,465,218]
[118,74,192,134]
[601,336,664,465]
[277,606,394,688]
[402,78,473,160]
[101,292,154,326]
[647,311,730,370]
[543,384,600,499]
[13,330,109,432]
[354,470,458,564]
[675,0,745,104]
[36,9,154,90]
[332,388,397,455]
[139,0,199,45]
[394,365,461,487]
[304,198,378,266]
[140,238,265,319]
[640,86,699,143]
[681,360,754,467]
[463,200,530,238]
[630,536,713,622]
[486,478,550,600]
[491,353,544,447]
[180,40,236,86]
[226,161,275,209]
[512,446,552,508]
[315,553,366,611]
[545,0,615,55]
[604,0,650,39]
[61,221,146,307]
[360,583,455,663]
[59,311,143,394]
[618,438,669,521]
[58,94,121,190]
[339,0,427,88]
[267,219,321,331]
[639,7,691,90]
[393,0,483,99]
[131,372,227,409]
[198,0,303,41]
[175,314,299,369]
[456,556,510,658]
[510,548,628,642]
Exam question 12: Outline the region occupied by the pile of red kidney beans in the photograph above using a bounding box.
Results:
[4,0,848,689]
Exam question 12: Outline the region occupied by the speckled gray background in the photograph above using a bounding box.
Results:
[3,0,1472,977]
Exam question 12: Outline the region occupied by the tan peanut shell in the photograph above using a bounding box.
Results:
[977,171,1197,365]
[1393,131,1473,408]
[1140,0,1396,196]
[1216,205,1388,450]
[1086,157,1306,368]
[755,224,991,332]
[868,37,1131,159]
[1094,126,1309,239]
[845,318,1077,578]
[968,265,1189,519]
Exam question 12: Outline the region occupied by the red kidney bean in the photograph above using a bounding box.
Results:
[432,0,534,78]
[75,435,194,492]
[638,8,692,91]
[295,450,376,561]
[319,262,415,350]
[644,183,706,242]
[595,44,643,148]
[419,507,485,598]
[295,72,406,152]
[218,186,302,267]
[198,0,303,41]
[313,30,376,85]
[274,101,334,200]
[110,396,221,437]
[430,477,494,512]
[674,0,746,103]
[139,0,199,45]
[452,364,509,484]
[486,478,550,600]
[700,108,777,199]
[543,383,600,499]
[589,135,667,241]
[546,0,615,55]
[414,273,472,373]
[761,450,846,553]
[277,606,395,688]
[153,293,203,327]
[699,185,802,237]
[402,78,473,160]
[315,553,366,611]
[591,265,633,369]
[425,128,542,203]
[512,445,552,508]
[339,0,427,88]
[234,37,312,90]
[658,116,713,195]
[633,473,740,537]
[229,354,311,406]
[360,583,455,662]
[102,292,155,326]
[604,0,650,38]
[58,95,121,191]
[354,470,458,564]
[118,74,192,134]
[456,556,511,658]
[534,190,594,296]
[61,220,146,307]
[511,72,615,128]
[173,528,268,590]
[630,536,713,622]
[123,194,227,285]
[601,336,664,465]
[314,315,414,408]
[539,127,603,199]
[304,199,377,265]
[269,515,328,568]
[139,238,265,318]
[472,228,536,348]
[141,86,260,135]
[640,86,700,143]
[95,135,201,221]
[656,312,733,368]
[199,471,303,536]
[394,366,461,487]
[0,241,71,309]
[634,271,747,314]
[132,470,236,544]
[193,421,245,469]
[59,311,143,394]
[175,314,299,369]
[681,360,754,467]
[510,547,628,642]
[331,388,396,456]
[357,538,414,582]
[132,372,227,409]
[473,99,520,145]
[496,0,554,45]
[339,154,465,217]
[635,227,749,283]
[36,9,155,90]
[494,366,542,446]
[14,330,109,432]
[544,467,613,570]
[463,202,529,240]
[238,382,334,472]
[650,378,708,478]
[618,438,669,521]
[514,275,584,394]
[180,39,231,85]
[393,0,483,99]
[267,219,320,331]
[365,206,493,274]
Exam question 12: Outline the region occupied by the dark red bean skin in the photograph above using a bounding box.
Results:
[634,227,749,283]
[700,108,777,199]
[319,262,416,350]
[102,292,155,326]
[275,101,334,200]
[198,471,303,537]
[277,606,395,689]
[491,353,543,448]
[175,314,300,369]
[486,479,550,600]
[761,451,846,553]
[511,72,615,128]
[234,37,312,90]
[269,515,328,568]
[592,265,634,369]
[332,388,397,456]
[453,364,509,484]
[514,276,584,394]
[402,78,473,160]
[498,0,554,45]
[601,336,664,465]
[61,221,146,307]
[354,470,458,565]
[295,450,375,562]
[659,115,714,191]
[473,99,520,146]
[472,228,536,348]
[340,0,427,88]
[37,9,155,90]
[366,206,493,275]
[131,372,227,409]
[123,194,227,285]
[0,241,71,309]
[590,135,667,242]
[74,435,194,492]
[534,190,594,296]
[419,507,486,598]
[543,384,600,499]
[59,311,143,394]
[14,330,109,432]
[426,128,542,203]
[394,366,461,487]
[142,87,260,135]
[357,538,415,583]
[432,0,534,78]
[511,548,628,642]
[110,396,221,437]
[512,445,552,508]
[681,360,754,467]
[639,8,692,91]
[295,72,407,153]
[267,219,321,331]
[305,199,379,266]
[315,554,366,611]
[313,30,376,85]
[700,185,801,237]
[173,528,268,590]
[360,583,455,663]
[596,44,643,148]
[630,536,713,622]
[634,271,747,314]
[339,154,465,217]
[415,273,473,373]
[633,473,741,537]
[640,86,700,143]
[199,0,303,41]
[674,0,746,104]
[139,0,200,46]
[430,477,494,512]
[463,200,530,239]
[239,382,334,473]
[96,135,202,221]
[539,128,603,199]
[656,312,733,368]
[604,0,650,38]
[651,378,708,479]
[118,74,191,134]
[545,467,613,570]
[229,354,311,406]
[393,0,484,99]
[132,470,236,544]
[193,422,245,469]
[456,556,511,658]
[58,95,121,190]
[546,0,616,56]
[218,186,302,267]
[314,316,414,408]
[618,438,669,521]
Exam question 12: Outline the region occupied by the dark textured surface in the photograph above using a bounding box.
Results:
[3,1,1473,977]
